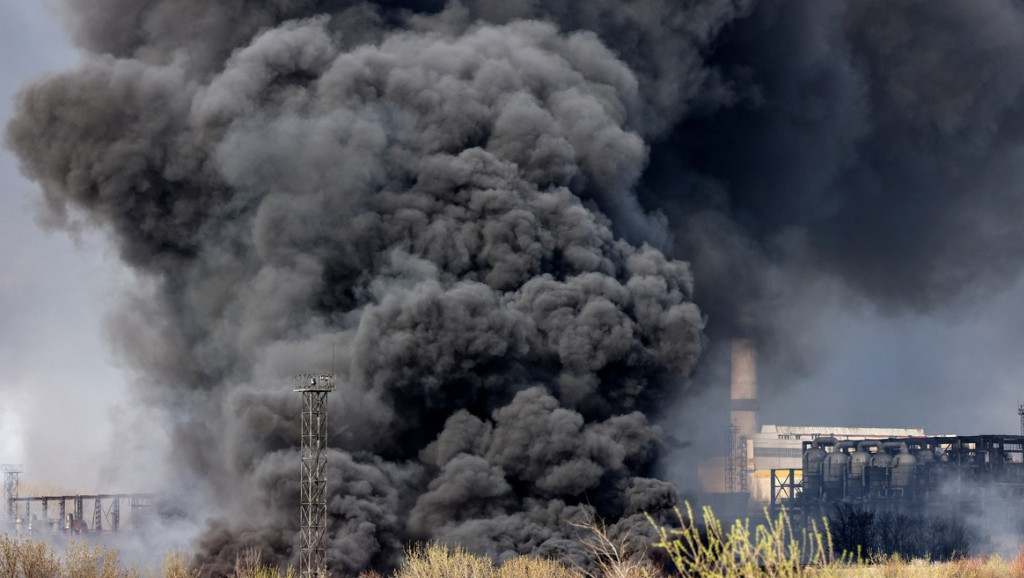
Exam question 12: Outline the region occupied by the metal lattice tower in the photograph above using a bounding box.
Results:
[2,465,21,524]
[1018,403,1024,436]
[725,425,737,493]
[93,498,103,532]
[295,374,335,578]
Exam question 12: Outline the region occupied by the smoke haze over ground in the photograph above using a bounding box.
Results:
[7,0,1024,574]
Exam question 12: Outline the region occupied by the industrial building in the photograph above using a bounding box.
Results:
[698,338,937,515]
[778,433,1024,519]
[749,424,926,504]
[696,337,1024,529]
[699,424,926,507]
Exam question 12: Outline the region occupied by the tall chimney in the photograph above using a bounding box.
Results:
[729,338,757,493]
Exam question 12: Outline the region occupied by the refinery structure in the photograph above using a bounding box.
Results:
[2,464,156,535]
[788,433,1024,514]
[697,339,1024,526]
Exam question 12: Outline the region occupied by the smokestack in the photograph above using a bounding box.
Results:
[729,338,757,493]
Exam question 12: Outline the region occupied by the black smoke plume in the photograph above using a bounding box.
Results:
[646,0,1024,341]
[8,0,1024,574]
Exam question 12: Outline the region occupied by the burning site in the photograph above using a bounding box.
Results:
[4,0,1024,576]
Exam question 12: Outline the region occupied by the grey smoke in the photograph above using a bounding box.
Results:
[646,0,1024,332]
[6,4,720,574]
[9,0,1024,574]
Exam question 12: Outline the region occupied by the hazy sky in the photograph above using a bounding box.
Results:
[2,1,1024,497]
[758,276,1024,434]
[0,3,139,491]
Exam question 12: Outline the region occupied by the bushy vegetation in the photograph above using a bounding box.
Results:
[2,506,1024,578]
[0,537,202,578]
[0,537,128,578]
[648,503,1024,578]
[0,536,585,578]
[385,544,583,578]
[649,503,834,578]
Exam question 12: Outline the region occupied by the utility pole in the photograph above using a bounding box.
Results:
[295,374,334,578]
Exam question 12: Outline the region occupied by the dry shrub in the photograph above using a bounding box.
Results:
[394,543,494,578]
[63,540,126,578]
[0,537,297,578]
[1010,549,1024,578]
[230,548,293,578]
[19,538,61,578]
[391,543,580,578]
[495,556,581,578]
[0,536,20,578]
[872,555,929,578]
[571,516,664,578]
[149,550,201,578]
[233,548,262,577]
[940,555,1006,578]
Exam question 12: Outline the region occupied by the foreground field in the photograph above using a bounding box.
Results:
[2,505,1023,578]
[830,557,1024,578]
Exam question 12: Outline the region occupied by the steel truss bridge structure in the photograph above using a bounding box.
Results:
[8,493,158,533]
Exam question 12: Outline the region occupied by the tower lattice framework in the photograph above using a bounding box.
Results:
[2,465,21,525]
[295,374,335,578]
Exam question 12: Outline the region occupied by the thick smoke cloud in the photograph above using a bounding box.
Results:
[9,0,1024,574]
[645,0,1024,337]
[6,3,721,574]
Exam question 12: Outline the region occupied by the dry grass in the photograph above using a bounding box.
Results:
[18,481,92,497]
[146,551,198,578]
[646,502,1024,578]
[830,553,1024,578]
[228,548,295,578]
[392,543,583,578]
[0,535,62,578]
[2,514,1024,578]
[0,538,298,578]
[394,543,494,578]
[0,537,136,578]
[17,537,62,578]
[495,556,580,578]
[63,540,130,578]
